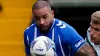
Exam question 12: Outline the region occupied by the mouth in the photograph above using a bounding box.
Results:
[40,26,46,29]
[40,26,47,30]
[91,37,97,43]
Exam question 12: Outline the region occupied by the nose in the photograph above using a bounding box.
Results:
[90,28,95,36]
[40,18,45,25]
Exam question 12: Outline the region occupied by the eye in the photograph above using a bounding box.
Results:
[94,28,100,32]
[43,15,48,19]
[34,16,40,21]
[42,14,48,19]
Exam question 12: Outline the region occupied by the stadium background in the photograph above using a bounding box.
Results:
[0,0,36,56]
[0,0,100,56]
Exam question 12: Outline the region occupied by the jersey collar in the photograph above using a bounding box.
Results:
[49,18,55,31]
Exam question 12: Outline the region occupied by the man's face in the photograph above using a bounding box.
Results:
[32,7,54,33]
[90,21,100,45]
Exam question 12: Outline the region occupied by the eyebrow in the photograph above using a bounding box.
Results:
[90,23,100,31]
[34,14,47,17]
[42,14,47,16]
[90,24,93,28]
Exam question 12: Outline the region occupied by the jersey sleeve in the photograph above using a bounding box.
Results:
[24,30,31,55]
[59,23,85,52]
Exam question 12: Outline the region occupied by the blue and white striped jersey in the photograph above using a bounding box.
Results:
[24,18,85,56]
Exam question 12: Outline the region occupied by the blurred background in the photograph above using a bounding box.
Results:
[0,0,100,56]
[51,0,100,38]
[0,0,36,56]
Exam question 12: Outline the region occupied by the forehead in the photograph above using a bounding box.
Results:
[90,22,100,29]
[32,7,50,16]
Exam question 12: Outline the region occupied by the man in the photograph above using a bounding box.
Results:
[24,1,96,56]
[86,11,100,56]
[29,0,53,25]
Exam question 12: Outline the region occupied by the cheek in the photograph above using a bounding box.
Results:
[97,32,100,37]
[95,34,100,40]
[92,31,100,37]
[45,21,50,25]
[45,19,51,24]
[98,34,100,39]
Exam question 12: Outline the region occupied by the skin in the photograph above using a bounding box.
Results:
[32,6,96,56]
[74,43,96,56]
[26,1,96,56]
[89,11,100,45]
[32,7,54,33]
[90,19,100,45]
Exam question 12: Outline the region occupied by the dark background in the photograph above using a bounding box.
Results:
[52,6,100,38]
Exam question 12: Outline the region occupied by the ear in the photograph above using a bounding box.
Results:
[51,10,54,16]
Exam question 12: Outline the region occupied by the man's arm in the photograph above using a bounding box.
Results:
[74,43,96,56]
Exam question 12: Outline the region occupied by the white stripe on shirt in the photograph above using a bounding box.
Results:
[34,27,37,39]
[58,34,65,56]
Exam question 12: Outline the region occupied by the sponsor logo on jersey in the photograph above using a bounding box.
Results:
[75,39,84,47]
[56,21,66,28]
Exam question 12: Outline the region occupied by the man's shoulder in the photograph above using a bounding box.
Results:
[55,19,76,35]
[24,23,36,34]
[55,19,68,29]
[55,19,74,31]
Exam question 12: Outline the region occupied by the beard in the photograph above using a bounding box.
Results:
[40,26,49,33]
[38,20,53,34]
[38,24,51,34]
